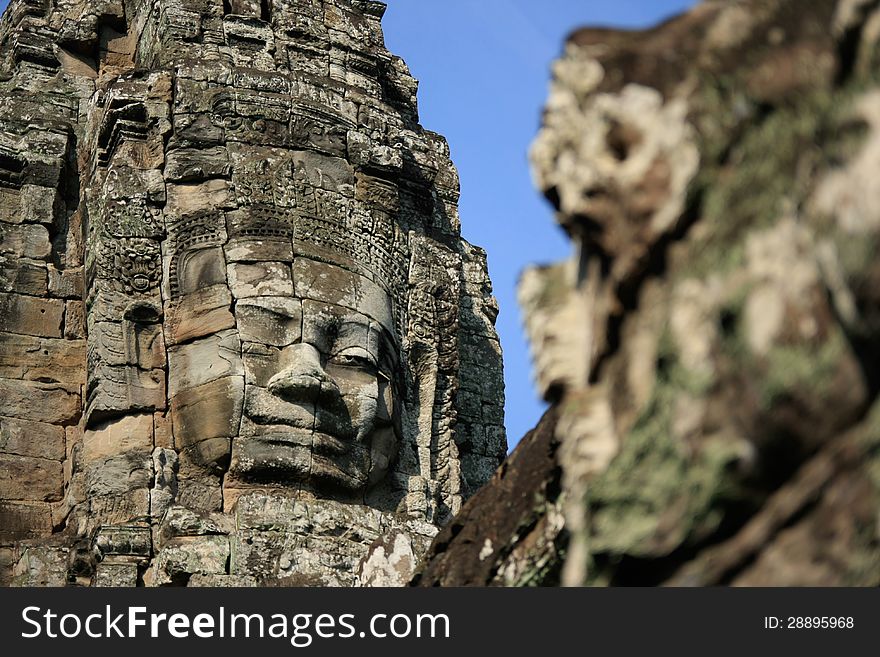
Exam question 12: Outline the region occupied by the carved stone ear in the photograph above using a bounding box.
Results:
[368,425,399,488]
[403,238,464,522]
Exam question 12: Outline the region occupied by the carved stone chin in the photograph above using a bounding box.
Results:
[0,0,506,587]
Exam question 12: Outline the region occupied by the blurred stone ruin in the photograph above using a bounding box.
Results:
[417,0,880,587]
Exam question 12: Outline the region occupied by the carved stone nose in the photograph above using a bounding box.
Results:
[267,343,331,402]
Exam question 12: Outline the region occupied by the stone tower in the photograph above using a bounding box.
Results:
[0,0,505,586]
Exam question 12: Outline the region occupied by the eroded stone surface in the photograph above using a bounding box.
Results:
[0,0,504,587]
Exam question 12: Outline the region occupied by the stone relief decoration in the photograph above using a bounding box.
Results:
[0,0,506,588]
[406,238,462,520]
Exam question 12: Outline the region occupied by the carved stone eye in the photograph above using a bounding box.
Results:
[330,350,376,371]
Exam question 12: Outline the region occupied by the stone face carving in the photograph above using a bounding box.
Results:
[0,0,506,587]
[230,286,400,494]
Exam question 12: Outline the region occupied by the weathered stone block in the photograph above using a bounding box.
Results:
[236,297,301,346]
[459,331,503,383]
[456,422,507,459]
[358,531,418,587]
[65,423,81,452]
[0,292,63,337]
[85,491,151,534]
[456,390,481,421]
[0,332,85,384]
[187,573,257,587]
[225,235,294,263]
[153,535,230,585]
[0,455,63,502]
[483,425,508,457]
[227,261,293,298]
[94,562,138,587]
[0,416,66,461]
[482,402,505,425]
[166,179,232,214]
[93,524,152,561]
[229,529,283,581]
[19,185,61,225]
[348,131,403,173]
[48,265,84,299]
[86,365,166,423]
[0,378,80,424]
[233,493,307,532]
[293,259,395,333]
[170,375,244,465]
[273,534,363,587]
[175,472,224,514]
[86,289,162,325]
[0,257,47,295]
[240,343,279,387]
[166,284,235,344]
[165,147,231,182]
[84,452,152,498]
[460,453,501,494]
[227,429,312,489]
[0,501,53,543]
[157,505,228,547]
[83,414,154,463]
[0,222,51,259]
[154,412,174,449]
[64,301,85,339]
[171,113,225,148]
[88,321,166,370]
[229,0,262,15]
[12,546,69,587]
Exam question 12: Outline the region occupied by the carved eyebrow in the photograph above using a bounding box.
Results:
[331,317,371,350]
[235,299,302,319]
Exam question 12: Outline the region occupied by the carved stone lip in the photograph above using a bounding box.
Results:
[312,432,351,456]
[245,408,314,430]
[246,412,355,440]
[244,386,354,438]
[248,429,353,457]
[247,430,311,447]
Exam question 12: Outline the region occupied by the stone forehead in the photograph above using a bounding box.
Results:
[170,234,398,336]
[292,257,396,339]
[227,207,409,318]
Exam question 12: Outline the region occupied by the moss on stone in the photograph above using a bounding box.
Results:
[582,80,871,571]
[585,351,740,558]
[587,384,681,555]
[683,85,864,283]
[758,328,848,409]
[839,233,878,276]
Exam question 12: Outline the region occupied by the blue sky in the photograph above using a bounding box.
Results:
[0,0,696,447]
